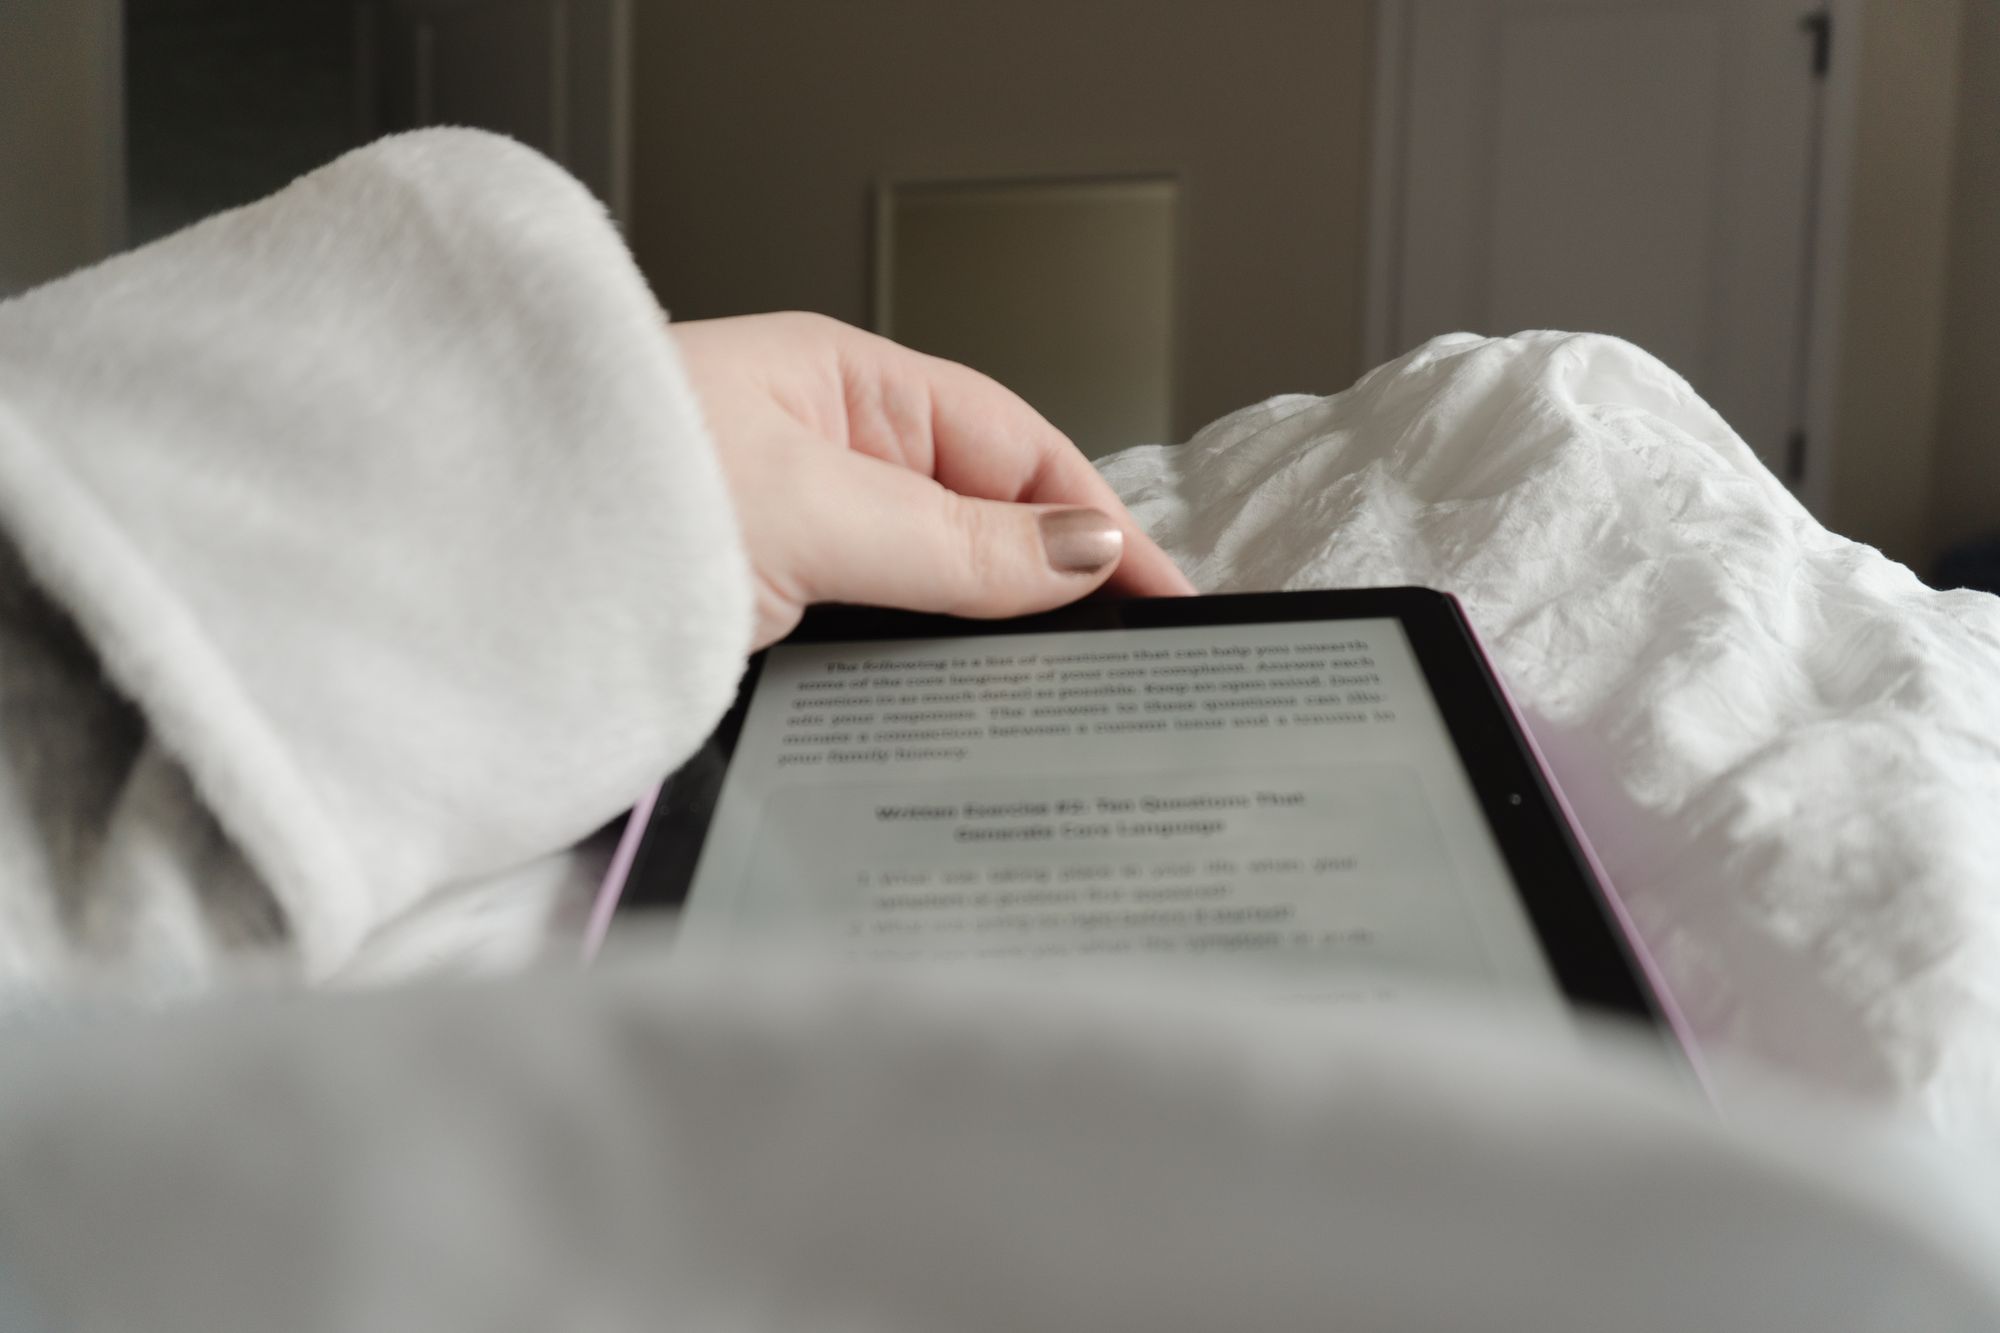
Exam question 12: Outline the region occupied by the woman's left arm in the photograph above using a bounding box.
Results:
[0,130,755,987]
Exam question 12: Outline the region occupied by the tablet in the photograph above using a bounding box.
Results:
[595,588,1691,1047]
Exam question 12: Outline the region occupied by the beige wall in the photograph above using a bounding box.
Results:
[0,0,123,298]
[1929,0,2000,559]
[629,0,1375,442]
[882,179,1179,458]
[1828,0,1965,567]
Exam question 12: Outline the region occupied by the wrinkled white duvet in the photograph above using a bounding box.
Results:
[1100,332,2000,1131]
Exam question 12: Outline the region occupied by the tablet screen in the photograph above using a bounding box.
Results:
[674,615,1568,1017]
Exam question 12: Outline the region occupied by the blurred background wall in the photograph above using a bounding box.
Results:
[124,0,362,246]
[0,1,124,296]
[0,0,1994,582]
[1831,1,1967,572]
[627,1,1373,450]
[1931,2,2000,559]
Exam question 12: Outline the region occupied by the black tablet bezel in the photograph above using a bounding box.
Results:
[618,587,1671,1030]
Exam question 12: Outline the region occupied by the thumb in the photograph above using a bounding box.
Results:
[802,451,1125,619]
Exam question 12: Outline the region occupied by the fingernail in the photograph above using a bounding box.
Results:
[1040,508,1124,574]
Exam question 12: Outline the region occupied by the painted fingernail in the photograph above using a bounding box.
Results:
[1040,508,1124,574]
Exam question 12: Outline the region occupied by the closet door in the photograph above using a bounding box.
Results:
[1371,0,1841,481]
[368,0,631,224]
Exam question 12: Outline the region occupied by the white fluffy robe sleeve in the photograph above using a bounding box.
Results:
[0,130,753,986]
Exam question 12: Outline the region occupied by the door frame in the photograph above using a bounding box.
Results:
[1362,0,1860,515]
[360,0,633,226]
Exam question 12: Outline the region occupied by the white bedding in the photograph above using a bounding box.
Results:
[1099,332,2000,1133]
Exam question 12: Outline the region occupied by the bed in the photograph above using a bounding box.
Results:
[11,327,2000,1330]
[1092,330,2000,1134]
[402,328,2000,1135]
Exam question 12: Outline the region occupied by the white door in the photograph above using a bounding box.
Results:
[369,0,632,224]
[1370,0,1842,481]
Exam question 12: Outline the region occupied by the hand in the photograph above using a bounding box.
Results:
[674,313,1198,650]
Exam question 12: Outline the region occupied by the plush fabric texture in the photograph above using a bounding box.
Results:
[0,129,754,990]
[3,956,2000,1332]
[1099,334,2000,1132]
